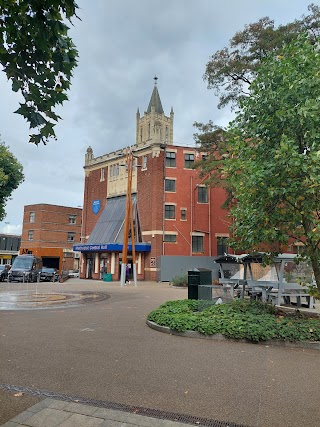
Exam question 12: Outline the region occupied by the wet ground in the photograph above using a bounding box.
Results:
[0,289,110,310]
[0,279,320,427]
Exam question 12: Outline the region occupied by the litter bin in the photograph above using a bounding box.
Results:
[188,268,212,300]
[103,273,112,282]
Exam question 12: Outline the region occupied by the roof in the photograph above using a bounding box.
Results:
[214,254,249,264]
[86,195,137,245]
[147,85,164,114]
[215,253,300,264]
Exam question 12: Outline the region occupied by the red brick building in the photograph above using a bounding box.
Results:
[20,204,82,273]
[75,81,230,280]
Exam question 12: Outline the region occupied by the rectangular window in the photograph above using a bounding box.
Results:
[110,164,120,177]
[28,230,34,241]
[202,154,207,161]
[164,234,177,243]
[165,179,176,192]
[217,237,228,256]
[142,156,147,169]
[192,235,204,253]
[67,232,75,242]
[100,168,105,181]
[180,209,187,220]
[69,215,76,224]
[166,152,176,167]
[165,204,175,219]
[184,153,194,168]
[29,212,35,223]
[293,244,304,255]
[198,186,208,203]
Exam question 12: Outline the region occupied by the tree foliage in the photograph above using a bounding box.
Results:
[0,0,79,145]
[0,139,24,221]
[204,3,320,109]
[224,35,320,292]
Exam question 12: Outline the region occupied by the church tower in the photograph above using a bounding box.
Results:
[136,77,174,146]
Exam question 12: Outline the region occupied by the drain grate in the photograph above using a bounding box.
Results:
[0,383,251,427]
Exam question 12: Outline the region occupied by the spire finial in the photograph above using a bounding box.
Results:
[154,75,158,85]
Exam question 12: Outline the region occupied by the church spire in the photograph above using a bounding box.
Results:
[147,76,164,114]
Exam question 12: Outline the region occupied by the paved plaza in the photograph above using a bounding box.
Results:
[0,279,320,427]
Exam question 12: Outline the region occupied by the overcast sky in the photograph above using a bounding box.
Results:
[0,0,313,234]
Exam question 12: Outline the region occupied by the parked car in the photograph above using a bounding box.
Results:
[0,264,10,281]
[40,267,59,282]
[68,269,79,278]
[8,255,42,282]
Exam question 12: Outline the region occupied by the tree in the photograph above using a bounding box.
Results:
[0,0,79,145]
[194,4,320,201]
[203,3,320,109]
[0,139,24,220]
[223,35,320,294]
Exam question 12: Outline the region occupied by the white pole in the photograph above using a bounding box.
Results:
[120,262,126,287]
[132,263,137,287]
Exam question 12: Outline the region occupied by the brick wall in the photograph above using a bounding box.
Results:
[137,151,165,280]
[21,204,82,248]
[82,167,108,241]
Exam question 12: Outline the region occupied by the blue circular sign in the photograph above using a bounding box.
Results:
[92,199,101,215]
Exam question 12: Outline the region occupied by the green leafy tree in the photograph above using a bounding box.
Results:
[223,35,320,293]
[203,3,320,109]
[0,0,79,145]
[0,139,24,220]
[194,5,320,198]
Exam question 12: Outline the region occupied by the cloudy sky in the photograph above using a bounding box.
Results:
[0,0,313,234]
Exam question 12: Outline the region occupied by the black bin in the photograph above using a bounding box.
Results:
[188,268,212,300]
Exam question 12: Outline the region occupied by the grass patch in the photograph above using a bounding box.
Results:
[147,299,320,342]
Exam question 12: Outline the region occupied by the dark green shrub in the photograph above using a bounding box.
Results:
[170,275,188,287]
[147,299,320,342]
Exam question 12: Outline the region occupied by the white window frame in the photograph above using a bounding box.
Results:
[67,232,75,242]
[69,215,76,225]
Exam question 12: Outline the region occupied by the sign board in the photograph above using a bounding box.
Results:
[150,257,156,268]
[21,249,32,254]
[92,199,101,215]
[73,243,151,252]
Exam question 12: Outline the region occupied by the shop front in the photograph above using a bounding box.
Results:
[73,243,150,280]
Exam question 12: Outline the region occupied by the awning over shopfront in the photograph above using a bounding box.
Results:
[73,195,151,253]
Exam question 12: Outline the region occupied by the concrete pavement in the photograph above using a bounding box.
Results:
[0,279,320,427]
[1,397,202,427]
